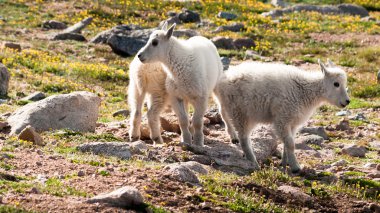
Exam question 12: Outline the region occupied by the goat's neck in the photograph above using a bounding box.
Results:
[162,38,191,79]
[297,76,326,108]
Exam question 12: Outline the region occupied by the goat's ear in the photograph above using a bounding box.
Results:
[161,21,168,31]
[166,23,176,39]
[318,59,327,74]
[327,58,335,67]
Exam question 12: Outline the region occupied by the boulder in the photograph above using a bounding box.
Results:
[3,42,21,52]
[8,91,100,134]
[106,29,153,57]
[342,145,367,157]
[331,159,347,167]
[87,186,144,208]
[90,24,144,44]
[178,9,201,23]
[217,12,237,20]
[52,33,86,41]
[0,63,10,97]
[336,118,350,131]
[184,125,278,175]
[262,4,369,18]
[160,113,181,134]
[0,121,8,131]
[20,92,46,102]
[42,20,67,30]
[169,161,208,175]
[271,0,287,8]
[18,125,44,146]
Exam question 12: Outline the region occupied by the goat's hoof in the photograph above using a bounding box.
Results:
[231,138,239,144]
[130,136,140,142]
[152,137,163,144]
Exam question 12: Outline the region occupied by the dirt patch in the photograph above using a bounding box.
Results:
[310,33,380,46]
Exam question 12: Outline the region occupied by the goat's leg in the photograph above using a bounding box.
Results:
[275,123,301,173]
[192,97,207,146]
[171,97,192,144]
[147,94,166,143]
[128,82,145,142]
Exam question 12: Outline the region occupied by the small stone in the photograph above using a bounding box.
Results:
[349,113,367,121]
[364,163,377,168]
[204,108,223,124]
[214,23,244,33]
[377,164,380,171]
[278,185,312,202]
[30,187,41,194]
[220,57,231,71]
[367,172,380,179]
[164,163,200,184]
[377,70,380,84]
[52,33,86,41]
[217,11,237,20]
[342,145,367,158]
[178,9,201,23]
[87,186,144,208]
[336,110,351,116]
[78,170,85,177]
[130,140,147,155]
[36,162,42,166]
[299,126,329,140]
[18,125,44,146]
[271,0,287,7]
[42,20,67,30]
[369,203,380,212]
[0,121,8,130]
[331,159,347,167]
[21,92,46,102]
[3,42,21,52]
[336,118,350,131]
[233,38,255,49]
[36,149,43,155]
[112,109,129,117]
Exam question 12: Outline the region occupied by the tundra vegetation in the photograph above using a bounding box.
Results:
[0,0,380,212]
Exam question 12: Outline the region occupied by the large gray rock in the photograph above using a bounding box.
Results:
[18,125,44,146]
[262,4,369,18]
[3,42,21,52]
[221,57,231,71]
[295,135,324,150]
[0,64,9,97]
[185,125,278,175]
[211,36,255,50]
[77,141,147,159]
[7,91,100,134]
[87,186,144,208]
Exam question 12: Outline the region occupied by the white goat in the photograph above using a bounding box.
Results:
[137,23,223,146]
[214,60,350,172]
[128,56,168,143]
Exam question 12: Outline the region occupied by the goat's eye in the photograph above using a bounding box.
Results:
[334,82,340,87]
[152,39,158,46]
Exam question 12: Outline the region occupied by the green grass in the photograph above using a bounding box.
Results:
[0,205,33,213]
[40,178,89,197]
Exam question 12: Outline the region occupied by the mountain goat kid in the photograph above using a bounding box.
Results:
[128,56,168,143]
[137,23,223,146]
[214,60,350,172]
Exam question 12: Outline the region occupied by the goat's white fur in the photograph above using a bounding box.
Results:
[214,60,350,172]
[137,23,223,146]
[128,56,168,143]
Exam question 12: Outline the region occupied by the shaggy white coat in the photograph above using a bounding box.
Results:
[214,60,350,172]
[128,56,168,143]
[138,23,223,145]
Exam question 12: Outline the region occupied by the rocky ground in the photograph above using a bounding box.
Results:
[1,0,380,212]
